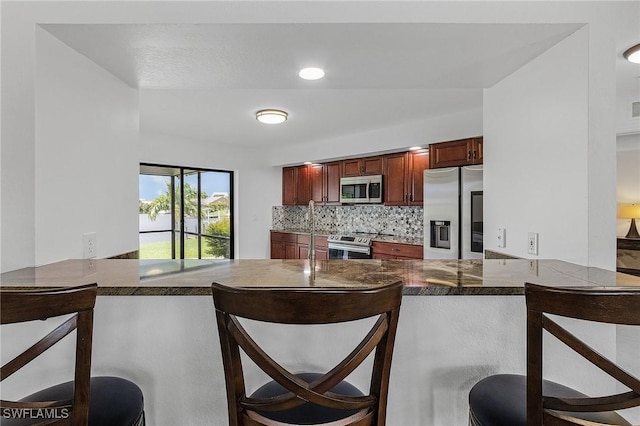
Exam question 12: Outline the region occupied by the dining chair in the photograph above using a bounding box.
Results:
[211,281,404,426]
[1,284,145,426]
[468,282,640,426]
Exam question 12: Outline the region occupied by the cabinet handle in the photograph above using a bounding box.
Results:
[473,150,477,160]
[468,150,472,160]
[409,193,413,202]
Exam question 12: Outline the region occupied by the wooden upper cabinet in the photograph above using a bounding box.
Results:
[383,153,409,205]
[408,149,430,205]
[473,137,483,164]
[310,162,341,205]
[324,162,342,204]
[282,167,297,205]
[309,165,324,204]
[429,137,483,169]
[342,156,383,177]
[383,149,429,206]
[282,165,311,205]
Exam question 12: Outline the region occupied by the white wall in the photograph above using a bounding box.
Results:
[139,131,281,259]
[0,1,625,271]
[34,28,139,265]
[269,108,483,166]
[484,28,591,265]
[1,5,36,271]
[617,133,640,236]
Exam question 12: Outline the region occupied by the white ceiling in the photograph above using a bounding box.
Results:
[41,21,633,147]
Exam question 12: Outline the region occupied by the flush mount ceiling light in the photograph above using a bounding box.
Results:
[256,109,288,124]
[623,43,640,63]
[298,67,325,80]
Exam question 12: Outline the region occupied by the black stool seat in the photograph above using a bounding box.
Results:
[248,372,366,425]
[468,374,631,426]
[4,376,145,426]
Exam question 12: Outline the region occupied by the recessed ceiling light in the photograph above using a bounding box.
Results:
[624,43,640,64]
[256,109,288,124]
[409,146,423,151]
[303,161,313,165]
[298,67,325,80]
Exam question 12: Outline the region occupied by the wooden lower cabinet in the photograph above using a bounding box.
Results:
[270,231,297,259]
[371,241,423,260]
[271,231,328,260]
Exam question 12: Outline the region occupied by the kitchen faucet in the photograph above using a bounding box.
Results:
[308,200,316,262]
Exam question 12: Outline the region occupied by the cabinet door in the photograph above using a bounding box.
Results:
[383,153,409,205]
[324,162,342,204]
[372,241,423,259]
[282,167,297,205]
[296,166,311,205]
[309,164,325,204]
[270,241,286,259]
[298,244,309,260]
[342,159,362,177]
[315,248,328,260]
[408,149,429,205]
[471,137,483,164]
[362,156,383,175]
[285,242,298,259]
[429,139,473,169]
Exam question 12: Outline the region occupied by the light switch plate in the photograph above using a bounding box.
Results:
[497,228,506,248]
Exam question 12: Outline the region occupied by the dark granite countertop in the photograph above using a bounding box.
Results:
[272,229,423,246]
[1,258,638,296]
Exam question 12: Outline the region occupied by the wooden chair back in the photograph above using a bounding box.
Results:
[212,281,404,426]
[525,283,640,426]
[1,284,98,426]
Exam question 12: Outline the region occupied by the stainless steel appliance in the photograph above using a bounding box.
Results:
[327,234,373,259]
[340,175,383,204]
[424,165,483,259]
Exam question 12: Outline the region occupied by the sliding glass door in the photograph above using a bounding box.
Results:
[139,164,233,259]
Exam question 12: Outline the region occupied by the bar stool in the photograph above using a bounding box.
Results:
[468,283,640,426]
[211,281,404,426]
[1,284,145,426]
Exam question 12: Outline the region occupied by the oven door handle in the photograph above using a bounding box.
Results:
[328,243,371,255]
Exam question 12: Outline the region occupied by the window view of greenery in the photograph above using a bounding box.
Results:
[139,165,232,259]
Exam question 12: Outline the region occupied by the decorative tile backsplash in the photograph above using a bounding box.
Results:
[272,205,423,238]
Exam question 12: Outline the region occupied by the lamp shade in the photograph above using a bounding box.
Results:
[623,43,640,64]
[256,109,288,124]
[618,204,640,219]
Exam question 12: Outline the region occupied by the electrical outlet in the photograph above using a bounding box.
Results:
[527,232,538,256]
[528,259,539,275]
[497,228,506,248]
[83,232,97,259]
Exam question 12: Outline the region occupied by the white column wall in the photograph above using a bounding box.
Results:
[34,28,139,265]
[484,28,591,265]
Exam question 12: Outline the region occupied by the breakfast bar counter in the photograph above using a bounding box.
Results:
[2,258,638,295]
[2,259,639,425]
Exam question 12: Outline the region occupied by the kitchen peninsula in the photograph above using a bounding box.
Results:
[2,259,639,425]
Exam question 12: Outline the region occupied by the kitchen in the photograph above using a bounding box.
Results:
[271,137,483,264]
[2,1,640,425]
[5,2,636,269]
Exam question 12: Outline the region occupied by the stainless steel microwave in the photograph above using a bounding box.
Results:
[340,175,383,204]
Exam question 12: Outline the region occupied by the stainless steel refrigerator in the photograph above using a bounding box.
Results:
[423,165,483,259]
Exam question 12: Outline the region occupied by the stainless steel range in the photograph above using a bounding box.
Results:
[327,234,373,259]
